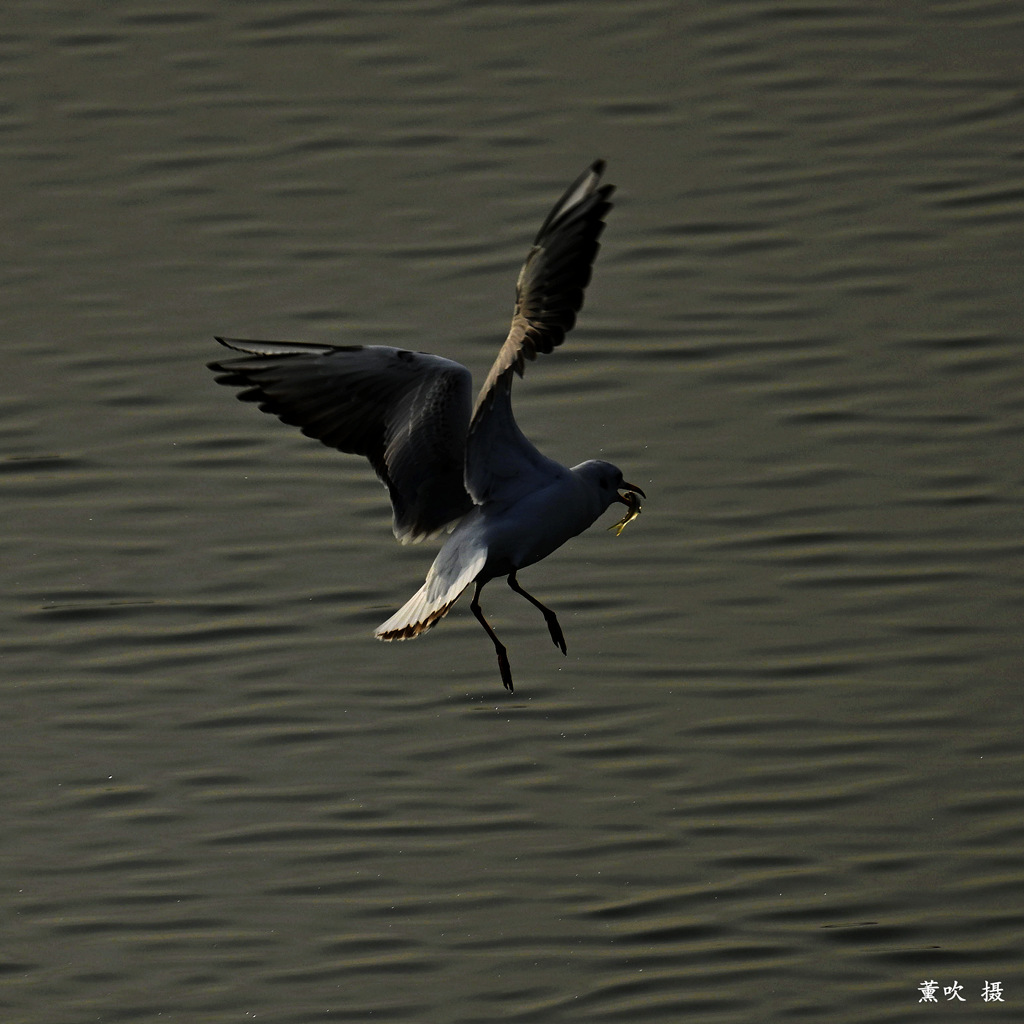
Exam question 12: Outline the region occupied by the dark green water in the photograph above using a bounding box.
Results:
[3,3,1023,1021]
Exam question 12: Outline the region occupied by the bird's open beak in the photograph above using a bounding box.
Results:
[616,482,646,504]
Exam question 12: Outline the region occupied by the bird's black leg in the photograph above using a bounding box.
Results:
[507,572,567,656]
[471,580,514,693]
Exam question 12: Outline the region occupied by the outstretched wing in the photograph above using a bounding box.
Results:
[208,338,474,543]
[466,160,615,506]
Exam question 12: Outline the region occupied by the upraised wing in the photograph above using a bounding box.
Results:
[208,338,474,543]
[466,161,615,506]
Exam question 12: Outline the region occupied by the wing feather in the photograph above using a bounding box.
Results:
[208,338,474,542]
[466,161,614,505]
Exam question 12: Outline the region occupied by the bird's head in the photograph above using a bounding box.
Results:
[572,459,646,534]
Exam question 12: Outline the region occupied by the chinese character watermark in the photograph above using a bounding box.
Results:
[944,981,965,1002]
[982,981,1004,1003]
[918,980,1004,1003]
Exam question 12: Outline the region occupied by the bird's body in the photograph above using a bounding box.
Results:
[209,161,645,691]
[377,458,621,640]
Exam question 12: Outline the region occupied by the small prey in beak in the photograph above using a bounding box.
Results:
[608,483,646,537]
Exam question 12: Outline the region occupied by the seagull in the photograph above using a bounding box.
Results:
[208,160,645,692]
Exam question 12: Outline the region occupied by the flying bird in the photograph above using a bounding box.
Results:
[209,161,645,692]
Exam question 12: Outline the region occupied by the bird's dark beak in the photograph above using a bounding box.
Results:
[616,482,646,504]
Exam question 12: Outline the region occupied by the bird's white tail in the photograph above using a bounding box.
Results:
[376,549,486,641]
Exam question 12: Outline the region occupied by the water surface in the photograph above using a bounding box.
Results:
[3,2,1023,1021]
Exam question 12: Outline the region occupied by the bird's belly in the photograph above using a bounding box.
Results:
[478,486,599,578]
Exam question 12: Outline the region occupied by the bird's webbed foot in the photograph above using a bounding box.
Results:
[472,580,515,693]
[507,572,567,656]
